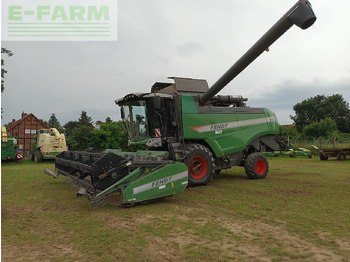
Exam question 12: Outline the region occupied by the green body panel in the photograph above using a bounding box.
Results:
[181,95,279,157]
[1,138,17,160]
[128,137,150,146]
[98,162,188,205]
[122,162,188,204]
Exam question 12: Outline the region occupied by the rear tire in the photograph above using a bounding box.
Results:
[184,144,215,186]
[34,150,44,162]
[244,152,269,179]
[337,152,346,161]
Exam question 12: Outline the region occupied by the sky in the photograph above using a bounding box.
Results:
[1,0,350,126]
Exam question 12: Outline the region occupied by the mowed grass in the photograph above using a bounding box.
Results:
[2,157,350,261]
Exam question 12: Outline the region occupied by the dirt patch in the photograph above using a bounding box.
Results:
[151,206,349,261]
[1,243,83,262]
[1,208,9,222]
[221,221,347,261]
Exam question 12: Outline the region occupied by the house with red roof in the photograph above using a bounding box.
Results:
[7,112,49,156]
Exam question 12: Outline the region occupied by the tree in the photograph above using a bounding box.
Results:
[48,113,64,133]
[63,120,79,138]
[91,121,128,151]
[65,111,95,150]
[78,111,93,128]
[40,119,49,127]
[291,94,350,133]
[303,117,338,138]
[67,125,95,151]
[66,120,128,151]
[303,118,339,147]
[1,48,14,93]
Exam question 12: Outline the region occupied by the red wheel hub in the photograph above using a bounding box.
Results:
[255,159,266,175]
[188,155,208,179]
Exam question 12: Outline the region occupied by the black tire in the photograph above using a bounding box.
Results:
[30,150,35,161]
[184,144,215,186]
[320,153,328,161]
[337,152,346,161]
[34,150,44,162]
[244,152,269,179]
[308,152,315,159]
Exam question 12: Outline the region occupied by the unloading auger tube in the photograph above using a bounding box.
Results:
[200,0,316,104]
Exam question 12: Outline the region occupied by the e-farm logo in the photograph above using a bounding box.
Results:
[2,0,117,41]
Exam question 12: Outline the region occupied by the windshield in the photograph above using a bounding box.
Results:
[122,100,149,142]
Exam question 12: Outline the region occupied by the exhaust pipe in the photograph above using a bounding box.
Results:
[200,0,316,104]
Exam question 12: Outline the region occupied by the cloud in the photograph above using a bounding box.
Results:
[248,78,350,124]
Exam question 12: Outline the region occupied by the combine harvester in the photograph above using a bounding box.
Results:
[45,1,316,206]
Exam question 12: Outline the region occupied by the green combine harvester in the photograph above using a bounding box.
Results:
[45,0,316,206]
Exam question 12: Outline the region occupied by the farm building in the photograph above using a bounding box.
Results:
[7,112,49,156]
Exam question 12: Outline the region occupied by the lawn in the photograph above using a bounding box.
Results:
[2,157,350,261]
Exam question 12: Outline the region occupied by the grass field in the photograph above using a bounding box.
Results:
[2,157,350,261]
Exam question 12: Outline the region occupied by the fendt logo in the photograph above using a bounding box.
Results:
[2,0,117,41]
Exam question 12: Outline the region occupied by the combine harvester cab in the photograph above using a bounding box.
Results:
[44,1,316,206]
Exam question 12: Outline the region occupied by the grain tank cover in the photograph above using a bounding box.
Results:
[152,77,209,95]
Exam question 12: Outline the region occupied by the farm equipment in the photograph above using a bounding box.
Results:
[266,139,317,158]
[319,148,350,161]
[31,128,67,162]
[44,1,316,206]
[1,126,22,162]
[266,148,316,158]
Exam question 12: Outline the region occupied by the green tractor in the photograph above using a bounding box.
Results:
[31,128,67,162]
[1,126,23,162]
[45,1,316,206]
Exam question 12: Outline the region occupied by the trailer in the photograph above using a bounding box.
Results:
[319,148,350,161]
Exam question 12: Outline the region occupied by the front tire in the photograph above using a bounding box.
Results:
[320,153,328,161]
[184,144,215,186]
[34,150,44,162]
[244,152,269,179]
[308,152,315,159]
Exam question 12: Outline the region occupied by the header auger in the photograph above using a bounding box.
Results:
[44,1,316,206]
